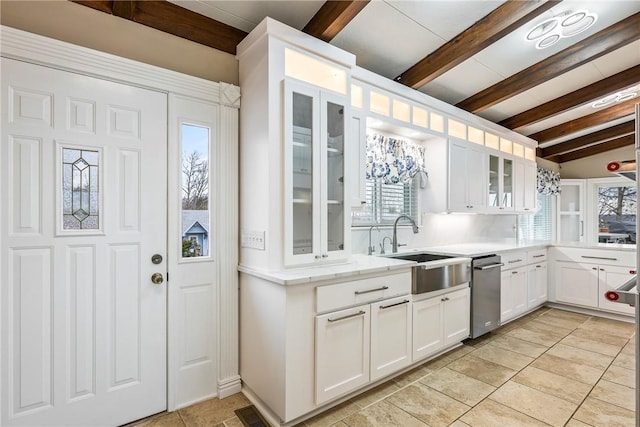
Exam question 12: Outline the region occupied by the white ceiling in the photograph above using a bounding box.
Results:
[171,0,640,159]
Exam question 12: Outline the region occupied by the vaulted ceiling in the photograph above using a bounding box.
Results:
[73,0,640,164]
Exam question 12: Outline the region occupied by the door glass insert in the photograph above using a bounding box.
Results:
[292,92,314,255]
[326,100,345,253]
[503,158,513,207]
[181,124,210,258]
[62,147,99,230]
[488,154,499,207]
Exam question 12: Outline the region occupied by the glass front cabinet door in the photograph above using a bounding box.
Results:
[284,79,349,266]
[487,153,514,212]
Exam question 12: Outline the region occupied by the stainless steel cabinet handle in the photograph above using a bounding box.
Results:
[327,310,366,323]
[580,220,584,237]
[581,256,618,261]
[322,254,329,258]
[355,286,389,295]
[380,300,409,310]
[533,254,545,258]
[474,263,504,270]
[512,271,518,274]
[441,297,450,302]
[508,259,523,263]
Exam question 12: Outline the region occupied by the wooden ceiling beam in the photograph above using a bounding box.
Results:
[71,0,247,55]
[456,12,640,113]
[528,98,638,143]
[394,1,558,89]
[540,120,635,158]
[549,134,635,163]
[303,0,370,42]
[500,65,640,130]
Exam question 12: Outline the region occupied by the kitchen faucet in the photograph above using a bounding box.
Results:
[368,225,380,255]
[392,215,419,253]
[380,236,392,254]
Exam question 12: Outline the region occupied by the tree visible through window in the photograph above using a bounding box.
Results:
[598,185,636,244]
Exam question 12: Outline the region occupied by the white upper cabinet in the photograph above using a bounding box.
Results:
[487,151,514,212]
[557,179,586,243]
[284,80,349,266]
[449,138,487,212]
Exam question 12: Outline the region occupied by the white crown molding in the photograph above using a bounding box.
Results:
[0,25,240,107]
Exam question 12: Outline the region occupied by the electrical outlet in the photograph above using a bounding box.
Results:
[241,230,265,250]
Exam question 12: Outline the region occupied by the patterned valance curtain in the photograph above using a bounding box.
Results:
[537,167,561,195]
[365,133,427,185]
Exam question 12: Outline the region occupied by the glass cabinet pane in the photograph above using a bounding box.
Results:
[326,100,345,253]
[488,155,499,207]
[292,92,314,255]
[503,158,513,208]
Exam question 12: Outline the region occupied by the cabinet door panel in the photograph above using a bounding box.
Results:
[448,141,467,210]
[555,261,598,307]
[315,305,370,404]
[412,297,443,361]
[370,297,411,381]
[443,288,470,346]
[467,144,486,210]
[527,262,547,309]
[511,269,528,317]
[500,271,513,322]
[598,265,635,315]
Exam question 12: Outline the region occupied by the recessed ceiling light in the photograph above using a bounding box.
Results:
[525,10,598,49]
[592,84,640,108]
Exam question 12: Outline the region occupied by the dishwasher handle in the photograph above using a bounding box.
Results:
[473,263,504,271]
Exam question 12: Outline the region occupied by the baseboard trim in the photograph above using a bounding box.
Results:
[218,376,242,399]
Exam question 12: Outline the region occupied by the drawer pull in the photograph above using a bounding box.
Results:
[327,310,366,323]
[581,255,617,261]
[508,259,523,263]
[380,300,410,310]
[355,286,389,295]
[533,254,545,258]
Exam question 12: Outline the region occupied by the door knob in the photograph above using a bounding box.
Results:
[151,273,164,285]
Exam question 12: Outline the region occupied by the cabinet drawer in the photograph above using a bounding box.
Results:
[501,251,526,270]
[527,249,547,264]
[553,247,635,266]
[316,271,411,313]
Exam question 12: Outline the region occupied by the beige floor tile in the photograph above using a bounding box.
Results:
[419,367,496,406]
[603,364,636,389]
[565,418,594,426]
[449,420,472,427]
[460,399,549,427]
[223,417,244,427]
[505,327,562,347]
[305,401,361,427]
[614,351,636,370]
[341,400,427,427]
[447,355,517,387]
[591,379,635,412]
[469,343,534,370]
[574,397,635,427]
[621,341,636,356]
[512,366,592,404]
[579,317,635,339]
[570,326,630,347]
[489,335,548,358]
[545,343,614,369]
[350,381,400,409]
[178,394,251,427]
[490,381,577,427]
[424,345,476,369]
[127,412,186,427]
[329,423,348,427]
[386,382,470,427]
[537,309,590,325]
[391,364,433,388]
[531,353,604,385]
[523,318,576,335]
[560,333,624,356]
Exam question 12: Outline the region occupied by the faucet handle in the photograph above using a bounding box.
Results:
[379,243,385,255]
[397,243,407,248]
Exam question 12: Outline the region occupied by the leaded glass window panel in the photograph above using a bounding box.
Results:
[62,147,99,230]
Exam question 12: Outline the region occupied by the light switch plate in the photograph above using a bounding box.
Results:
[241,229,265,250]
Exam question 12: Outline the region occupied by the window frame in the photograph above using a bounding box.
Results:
[586,177,637,245]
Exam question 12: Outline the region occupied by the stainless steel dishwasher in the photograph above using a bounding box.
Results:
[470,255,503,338]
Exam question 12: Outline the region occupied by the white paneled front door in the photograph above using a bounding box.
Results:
[1,58,167,426]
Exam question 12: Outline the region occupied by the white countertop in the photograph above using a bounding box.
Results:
[239,241,636,285]
[238,254,415,286]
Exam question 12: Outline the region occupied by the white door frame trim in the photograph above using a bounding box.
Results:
[0,25,241,410]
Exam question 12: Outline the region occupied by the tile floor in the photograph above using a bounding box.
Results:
[128,307,637,427]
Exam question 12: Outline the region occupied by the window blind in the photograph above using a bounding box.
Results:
[518,193,554,241]
[352,178,419,226]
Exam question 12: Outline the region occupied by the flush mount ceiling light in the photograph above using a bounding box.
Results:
[525,10,598,49]
[592,84,640,108]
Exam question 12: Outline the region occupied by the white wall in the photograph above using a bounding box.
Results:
[559,145,635,179]
[351,213,517,255]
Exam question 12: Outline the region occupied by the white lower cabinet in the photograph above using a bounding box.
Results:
[370,297,412,381]
[412,287,470,362]
[552,247,636,316]
[315,304,371,404]
[500,268,527,323]
[527,262,548,309]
